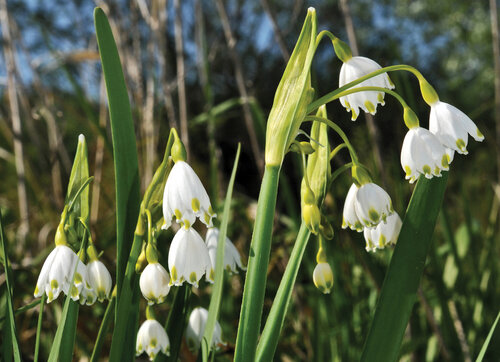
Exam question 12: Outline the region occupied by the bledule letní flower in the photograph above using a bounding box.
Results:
[86,260,112,302]
[339,56,394,120]
[34,244,79,303]
[354,182,394,228]
[163,160,216,229]
[429,100,484,154]
[185,307,225,351]
[136,318,170,360]
[205,227,246,274]
[363,212,403,252]
[342,183,363,232]
[168,227,213,287]
[140,262,171,305]
[313,262,334,294]
[401,126,450,183]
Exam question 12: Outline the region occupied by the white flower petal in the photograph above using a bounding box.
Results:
[342,184,363,231]
[140,262,170,305]
[364,212,402,252]
[87,260,112,302]
[185,307,224,351]
[354,183,393,227]
[168,228,213,287]
[136,319,170,359]
[205,227,246,274]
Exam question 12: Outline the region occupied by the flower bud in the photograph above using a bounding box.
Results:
[313,262,334,294]
[332,38,352,63]
[171,134,187,163]
[418,78,439,106]
[302,202,321,235]
[403,107,420,129]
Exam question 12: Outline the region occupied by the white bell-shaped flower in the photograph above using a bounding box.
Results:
[339,56,394,120]
[312,262,334,294]
[87,260,112,302]
[205,227,246,274]
[429,100,484,155]
[163,161,216,229]
[69,259,92,303]
[363,212,403,252]
[34,245,79,303]
[168,227,213,287]
[136,319,170,360]
[342,184,363,232]
[354,182,393,228]
[185,307,225,351]
[140,262,171,305]
[78,283,97,306]
[401,126,450,183]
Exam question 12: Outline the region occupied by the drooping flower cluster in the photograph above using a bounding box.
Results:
[34,227,112,304]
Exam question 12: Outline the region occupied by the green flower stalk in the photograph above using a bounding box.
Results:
[235,8,318,362]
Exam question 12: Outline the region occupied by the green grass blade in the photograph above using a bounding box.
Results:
[34,294,45,362]
[90,296,116,362]
[94,6,140,297]
[476,309,500,362]
[361,173,449,362]
[94,7,141,361]
[256,222,311,360]
[58,301,79,361]
[201,144,241,361]
[0,210,21,362]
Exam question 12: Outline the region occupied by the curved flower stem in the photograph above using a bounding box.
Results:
[314,29,337,50]
[330,143,347,160]
[304,116,359,164]
[33,294,45,362]
[329,162,354,186]
[235,164,281,362]
[255,222,311,360]
[307,64,427,113]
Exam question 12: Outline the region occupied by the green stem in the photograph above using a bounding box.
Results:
[307,64,425,113]
[304,116,359,164]
[255,223,312,360]
[33,295,45,362]
[328,163,354,186]
[90,296,116,362]
[329,143,347,160]
[234,164,281,362]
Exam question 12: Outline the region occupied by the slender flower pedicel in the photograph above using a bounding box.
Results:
[205,227,246,274]
[136,309,170,360]
[168,227,213,287]
[186,307,225,351]
[363,212,403,252]
[429,100,484,154]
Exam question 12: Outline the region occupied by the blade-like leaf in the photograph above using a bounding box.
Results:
[361,173,449,362]
[94,7,141,361]
[476,309,500,362]
[201,144,241,361]
[0,210,21,362]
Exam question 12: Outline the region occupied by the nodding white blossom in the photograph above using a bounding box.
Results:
[168,227,213,287]
[363,212,403,252]
[354,182,394,228]
[342,184,363,232]
[312,262,334,294]
[140,262,171,305]
[34,245,79,303]
[339,56,394,120]
[401,126,450,183]
[87,260,112,302]
[70,259,96,305]
[185,307,225,351]
[136,319,170,360]
[429,100,484,155]
[163,161,216,229]
[205,228,246,274]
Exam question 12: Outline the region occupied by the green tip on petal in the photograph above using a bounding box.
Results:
[191,198,200,212]
[404,165,412,177]
[189,272,197,284]
[456,138,467,153]
[170,266,178,283]
[364,100,376,114]
[368,208,380,223]
[422,165,432,175]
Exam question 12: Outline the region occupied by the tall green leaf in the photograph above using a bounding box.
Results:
[361,173,449,362]
[94,7,141,361]
[201,144,241,361]
[0,210,21,362]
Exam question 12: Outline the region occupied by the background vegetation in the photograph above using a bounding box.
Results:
[0,0,498,360]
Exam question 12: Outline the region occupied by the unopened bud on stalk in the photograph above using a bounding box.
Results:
[418,78,439,106]
[289,141,315,155]
[313,262,334,294]
[302,187,321,234]
[136,242,147,274]
[332,38,352,63]
[403,107,420,129]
